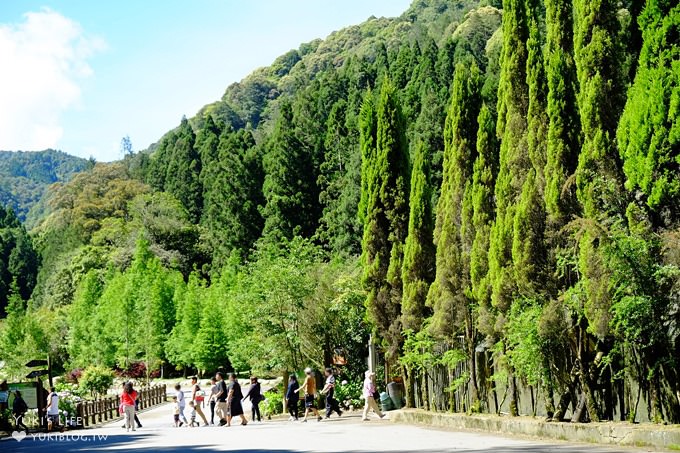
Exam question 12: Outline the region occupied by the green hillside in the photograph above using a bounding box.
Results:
[0,149,92,222]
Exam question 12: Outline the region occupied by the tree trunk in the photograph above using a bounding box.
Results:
[421,369,429,411]
[403,366,415,408]
[466,312,480,411]
[572,391,588,423]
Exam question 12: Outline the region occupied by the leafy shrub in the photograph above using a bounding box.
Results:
[262,390,283,417]
[80,365,114,399]
[335,380,363,409]
[115,361,148,379]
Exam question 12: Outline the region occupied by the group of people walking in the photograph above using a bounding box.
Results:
[285,368,383,422]
[117,367,384,432]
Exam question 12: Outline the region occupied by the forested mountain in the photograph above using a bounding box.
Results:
[0,150,92,223]
[1,0,679,425]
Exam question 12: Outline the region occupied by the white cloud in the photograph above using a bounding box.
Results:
[0,8,104,150]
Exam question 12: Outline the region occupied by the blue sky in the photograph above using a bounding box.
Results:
[0,1,411,161]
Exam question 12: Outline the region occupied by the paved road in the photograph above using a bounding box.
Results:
[0,403,649,453]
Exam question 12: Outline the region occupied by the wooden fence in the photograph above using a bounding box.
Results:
[76,384,167,427]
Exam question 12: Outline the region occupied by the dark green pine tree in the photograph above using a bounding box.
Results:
[403,38,438,123]
[391,43,415,89]
[374,41,390,80]
[470,105,498,331]
[0,205,39,315]
[358,92,377,225]
[146,131,175,191]
[194,115,221,199]
[618,0,680,225]
[164,117,203,222]
[544,0,581,225]
[427,63,482,338]
[401,140,434,333]
[361,79,410,362]
[262,100,318,243]
[318,99,362,256]
[204,129,264,266]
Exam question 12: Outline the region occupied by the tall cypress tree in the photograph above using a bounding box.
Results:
[618,0,680,225]
[470,105,498,334]
[165,117,202,223]
[361,79,410,362]
[488,0,529,315]
[427,63,482,338]
[544,0,580,225]
[513,0,548,297]
[573,0,626,422]
[487,0,530,416]
[401,140,434,333]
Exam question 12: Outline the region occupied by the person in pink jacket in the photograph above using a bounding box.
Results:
[362,370,384,421]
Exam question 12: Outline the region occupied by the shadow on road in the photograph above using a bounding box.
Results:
[0,432,636,453]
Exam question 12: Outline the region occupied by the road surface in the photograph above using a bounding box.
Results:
[0,402,648,453]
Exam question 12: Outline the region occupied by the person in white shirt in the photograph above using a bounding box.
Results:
[46,387,61,432]
[174,383,188,426]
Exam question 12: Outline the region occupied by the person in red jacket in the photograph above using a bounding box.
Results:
[121,382,138,432]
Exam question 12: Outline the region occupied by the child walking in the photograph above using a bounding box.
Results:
[172,396,180,427]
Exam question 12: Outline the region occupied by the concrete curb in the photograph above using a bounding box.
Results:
[390,409,680,450]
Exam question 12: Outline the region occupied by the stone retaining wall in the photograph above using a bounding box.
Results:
[390,409,680,450]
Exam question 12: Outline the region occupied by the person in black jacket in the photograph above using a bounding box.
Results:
[12,391,29,431]
[285,374,299,421]
[243,376,263,422]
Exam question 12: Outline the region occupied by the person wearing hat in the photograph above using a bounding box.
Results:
[12,390,29,431]
[294,368,322,422]
[362,370,384,421]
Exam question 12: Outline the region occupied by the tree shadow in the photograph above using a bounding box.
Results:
[0,432,639,453]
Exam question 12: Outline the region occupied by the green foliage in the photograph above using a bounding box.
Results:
[617,0,680,222]
[470,105,497,331]
[262,101,319,243]
[427,62,481,338]
[262,390,284,416]
[0,205,39,315]
[544,0,580,223]
[361,78,410,361]
[79,365,114,399]
[164,118,203,223]
[203,128,263,266]
[506,300,545,386]
[401,141,434,332]
[488,0,530,317]
[0,150,90,222]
